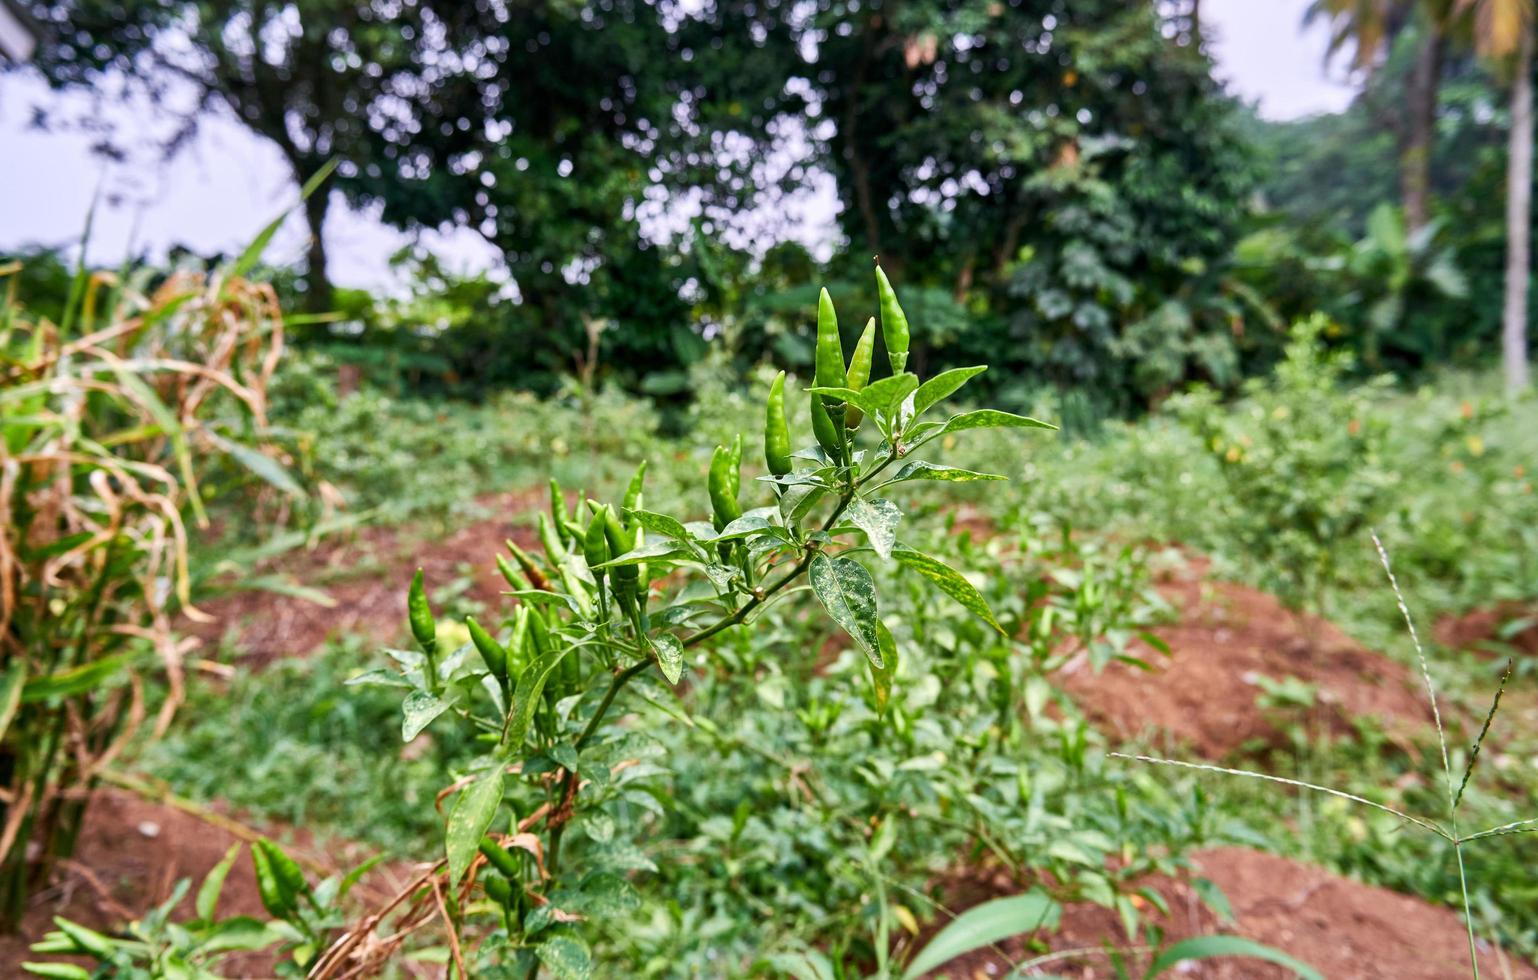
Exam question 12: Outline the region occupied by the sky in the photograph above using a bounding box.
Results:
[0,0,1359,291]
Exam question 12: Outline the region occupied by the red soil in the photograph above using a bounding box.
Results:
[1435,602,1538,659]
[186,489,544,665]
[1058,559,1431,757]
[924,847,1534,979]
[1,790,407,979]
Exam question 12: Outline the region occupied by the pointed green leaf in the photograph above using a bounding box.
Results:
[893,546,1004,634]
[649,633,685,685]
[624,509,694,544]
[809,553,882,666]
[536,934,594,980]
[936,409,1056,437]
[1147,936,1321,979]
[402,691,451,742]
[870,622,899,715]
[504,646,573,752]
[847,497,901,560]
[0,662,25,743]
[205,430,304,497]
[447,770,504,886]
[196,844,243,922]
[911,365,987,418]
[889,461,1007,484]
[899,890,1060,980]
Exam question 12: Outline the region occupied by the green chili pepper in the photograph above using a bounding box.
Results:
[624,460,647,516]
[813,286,848,453]
[709,443,743,531]
[484,872,514,909]
[875,262,909,374]
[602,505,641,620]
[480,836,522,878]
[549,478,570,543]
[466,616,508,688]
[527,606,552,658]
[810,388,842,458]
[584,508,611,587]
[508,606,531,675]
[764,370,792,477]
[407,569,436,656]
[537,513,566,563]
[844,316,876,429]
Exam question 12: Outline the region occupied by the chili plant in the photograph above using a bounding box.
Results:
[319,271,1055,977]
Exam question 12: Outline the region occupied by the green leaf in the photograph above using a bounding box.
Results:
[402,691,451,742]
[649,633,685,685]
[889,461,1007,484]
[847,497,901,560]
[624,509,694,544]
[910,365,987,418]
[809,554,882,666]
[892,547,1004,635]
[196,844,243,922]
[230,158,338,282]
[869,622,899,714]
[935,409,1056,438]
[899,890,1059,980]
[198,917,282,955]
[22,655,130,703]
[764,951,837,980]
[250,840,305,919]
[535,934,593,980]
[205,429,304,497]
[1146,936,1321,980]
[446,770,504,886]
[504,646,573,752]
[21,964,93,980]
[1191,877,1233,924]
[0,661,25,743]
[705,513,775,542]
[810,373,918,421]
[594,539,688,567]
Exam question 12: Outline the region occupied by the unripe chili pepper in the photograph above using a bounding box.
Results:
[484,872,514,909]
[584,508,610,591]
[875,262,910,374]
[814,286,848,423]
[764,370,792,477]
[508,606,530,673]
[408,568,436,656]
[624,460,647,516]
[709,443,743,531]
[537,513,565,563]
[845,316,876,429]
[527,606,552,658]
[479,836,522,879]
[602,505,641,620]
[810,388,842,458]
[466,616,508,689]
[548,478,570,543]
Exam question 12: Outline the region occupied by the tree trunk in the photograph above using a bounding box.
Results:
[1401,22,1443,233]
[302,187,334,316]
[1504,29,1534,396]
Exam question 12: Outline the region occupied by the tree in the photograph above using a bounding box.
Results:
[801,0,1255,402]
[15,0,439,314]
[1310,0,1451,232]
[1455,0,1534,393]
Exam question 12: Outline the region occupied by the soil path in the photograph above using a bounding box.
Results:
[1436,602,1538,659]
[1,789,411,978]
[188,489,544,666]
[929,846,1534,978]
[1059,558,1431,757]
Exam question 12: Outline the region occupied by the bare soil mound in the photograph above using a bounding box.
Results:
[927,847,1533,979]
[188,489,543,665]
[1436,602,1538,658]
[1058,560,1430,757]
[0,789,404,978]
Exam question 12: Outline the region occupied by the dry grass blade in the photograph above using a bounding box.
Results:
[1108,754,1451,839]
